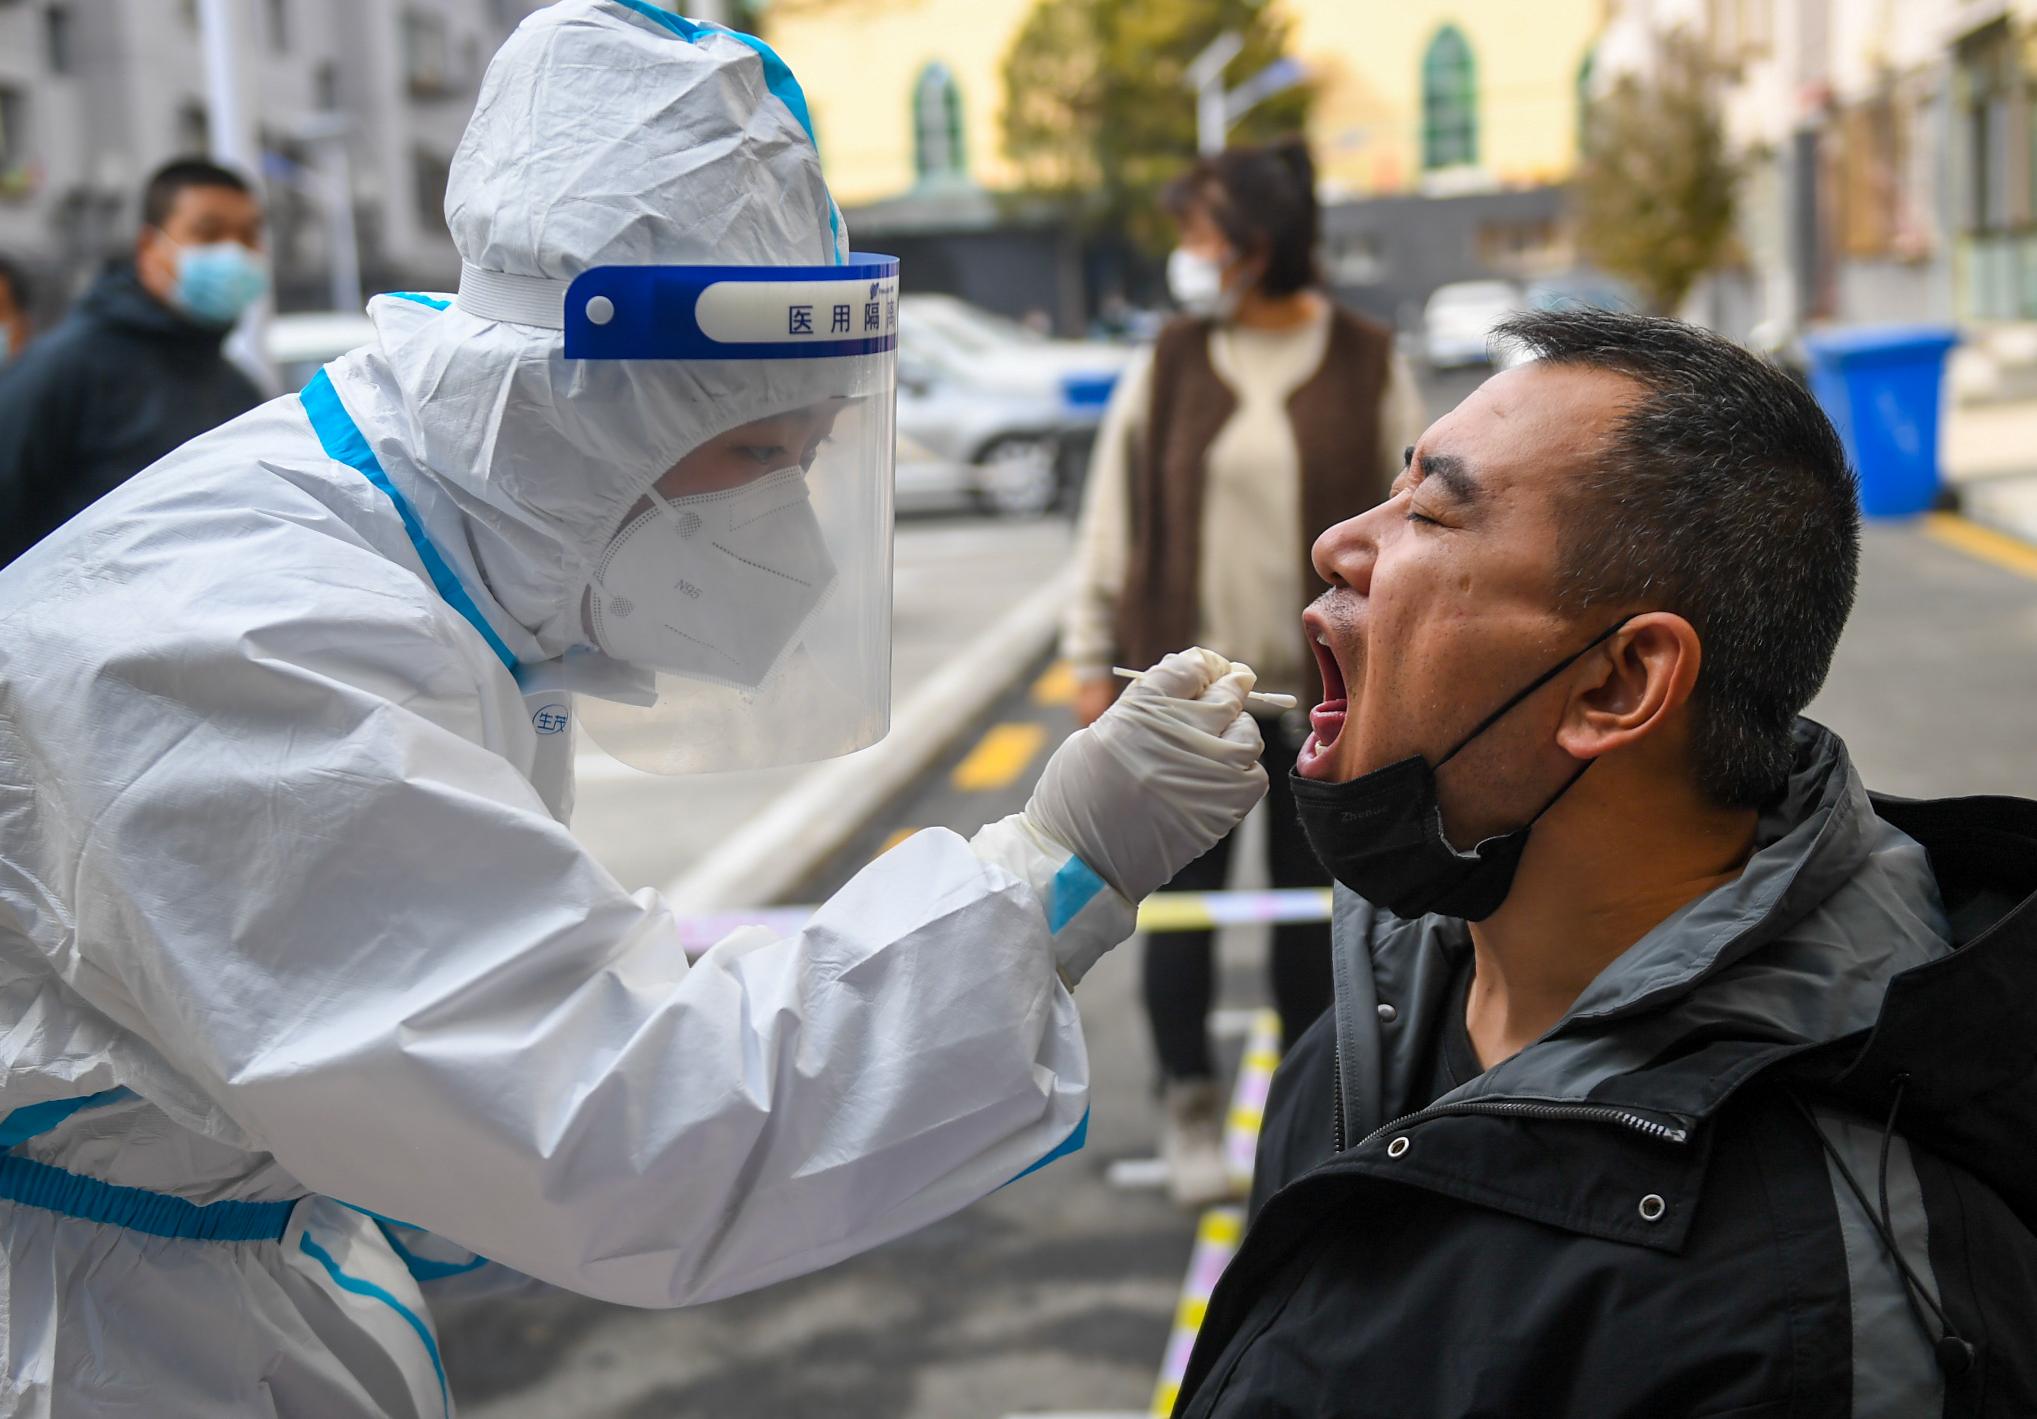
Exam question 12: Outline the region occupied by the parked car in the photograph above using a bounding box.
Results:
[894,294,1130,518]
[1419,279,1522,370]
[902,293,1126,393]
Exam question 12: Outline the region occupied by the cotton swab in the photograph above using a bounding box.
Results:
[1112,666,1298,711]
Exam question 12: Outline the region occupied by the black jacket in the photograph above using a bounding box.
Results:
[0,262,261,566]
[1175,723,2037,1418]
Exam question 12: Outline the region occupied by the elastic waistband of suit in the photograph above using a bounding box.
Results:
[0,1152,299,1242]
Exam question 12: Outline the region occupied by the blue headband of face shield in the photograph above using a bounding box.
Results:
[560,255,899,361]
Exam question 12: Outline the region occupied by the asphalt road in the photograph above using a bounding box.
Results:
[439,363,2037,1417]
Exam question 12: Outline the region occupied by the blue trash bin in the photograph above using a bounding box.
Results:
[1802,325,1959,518]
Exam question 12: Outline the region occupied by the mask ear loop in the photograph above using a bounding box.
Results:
[589,485,688,610]
[1434,618,1631,772]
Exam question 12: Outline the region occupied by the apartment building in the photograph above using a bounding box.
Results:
[0,0,559,314]
[1597,0,2037,341]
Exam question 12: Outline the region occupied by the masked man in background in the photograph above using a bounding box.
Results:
[0,157,267,567]
[0,5,1267,1414]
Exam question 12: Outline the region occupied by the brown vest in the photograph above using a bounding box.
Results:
[1115,305,1395,670]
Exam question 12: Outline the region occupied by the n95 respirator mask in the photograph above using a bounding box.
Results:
[588,467,838,690]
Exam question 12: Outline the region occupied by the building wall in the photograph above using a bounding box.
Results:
[1322,186,1570,327]
[1295,0,1604,198]
[763,0,1040,208]
[1602,0,1984,334]
[765,0,1608,210]
[0,0,551,313]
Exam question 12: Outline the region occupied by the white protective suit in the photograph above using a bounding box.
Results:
[0,4,1265,1416]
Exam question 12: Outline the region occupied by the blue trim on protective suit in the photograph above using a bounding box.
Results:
[388,291,451,310]
[381,1226,491,1282]
[299,1231,452,1417]
[1046,857,1108,935]
[1004,1108,1089,1188]
[0,1088,134,1148]
[608,0,844,263]
[0,1153,296,1241]
[339,1202,492,1283]
[299,369,521,675]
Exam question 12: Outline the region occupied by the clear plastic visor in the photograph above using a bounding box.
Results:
[568,259,896,774]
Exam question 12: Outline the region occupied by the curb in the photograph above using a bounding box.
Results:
[661,566,1076,912]
[1943,474,2037,566]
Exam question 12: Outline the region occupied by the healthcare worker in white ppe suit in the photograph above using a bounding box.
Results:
[0,4,1269,1415]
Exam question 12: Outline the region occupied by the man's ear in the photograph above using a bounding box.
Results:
[1555,612,1701,760]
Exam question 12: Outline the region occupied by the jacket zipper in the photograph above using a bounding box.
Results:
[1331,1040,1345,1153]
[1335,1081,1691,1154]
[1358,1098,1691,1148]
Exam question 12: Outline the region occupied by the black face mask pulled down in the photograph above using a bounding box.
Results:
[1288,621,1627,922]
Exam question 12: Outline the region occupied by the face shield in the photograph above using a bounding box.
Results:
[562,255,898,774]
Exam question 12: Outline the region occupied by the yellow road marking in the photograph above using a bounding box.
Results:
[1924,511,2037,581]
[1031,660,1078,707]
[950,722,1049,792]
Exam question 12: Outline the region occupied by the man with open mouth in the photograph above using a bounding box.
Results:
[1170,308,2037,1417]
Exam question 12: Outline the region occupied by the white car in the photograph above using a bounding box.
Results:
[894,295,1130,518]
[1420,280,1523,370]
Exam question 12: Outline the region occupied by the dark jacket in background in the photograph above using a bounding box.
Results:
[1175,722,2037,1418]
[0,262,261,566]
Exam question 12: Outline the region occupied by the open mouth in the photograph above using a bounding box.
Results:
[1296,618,1349,780]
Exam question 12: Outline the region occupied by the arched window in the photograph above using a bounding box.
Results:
[912,61,966,182]
[1421,25,1478,171]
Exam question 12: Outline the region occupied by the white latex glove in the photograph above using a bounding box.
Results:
[1025,647,1267,903]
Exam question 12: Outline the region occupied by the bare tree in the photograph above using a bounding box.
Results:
[1572,32,1740,314]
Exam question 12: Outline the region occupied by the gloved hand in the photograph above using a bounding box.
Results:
[1025,647,1267,902]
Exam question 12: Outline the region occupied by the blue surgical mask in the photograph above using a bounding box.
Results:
[169,240,269,325]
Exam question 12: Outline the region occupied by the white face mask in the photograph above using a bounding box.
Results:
[1167,247,1238,319]
[588,467,838,689]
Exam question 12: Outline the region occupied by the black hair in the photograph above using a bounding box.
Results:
[1162,137,1319,298]
[141,157,254,230]
[0,255,27,311]
[1491,308,1860,809]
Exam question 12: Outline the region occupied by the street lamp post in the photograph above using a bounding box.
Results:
[1187,32,1246,157]
[296,114,364,316]
[1185,32,1308,158]
[197,0,276,386]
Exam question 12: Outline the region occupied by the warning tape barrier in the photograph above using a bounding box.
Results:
[1150,1205,1243,1417]
[1222,1008,1283,1198]
[676,886,1334,955]
[1148,1007,1283,1414]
